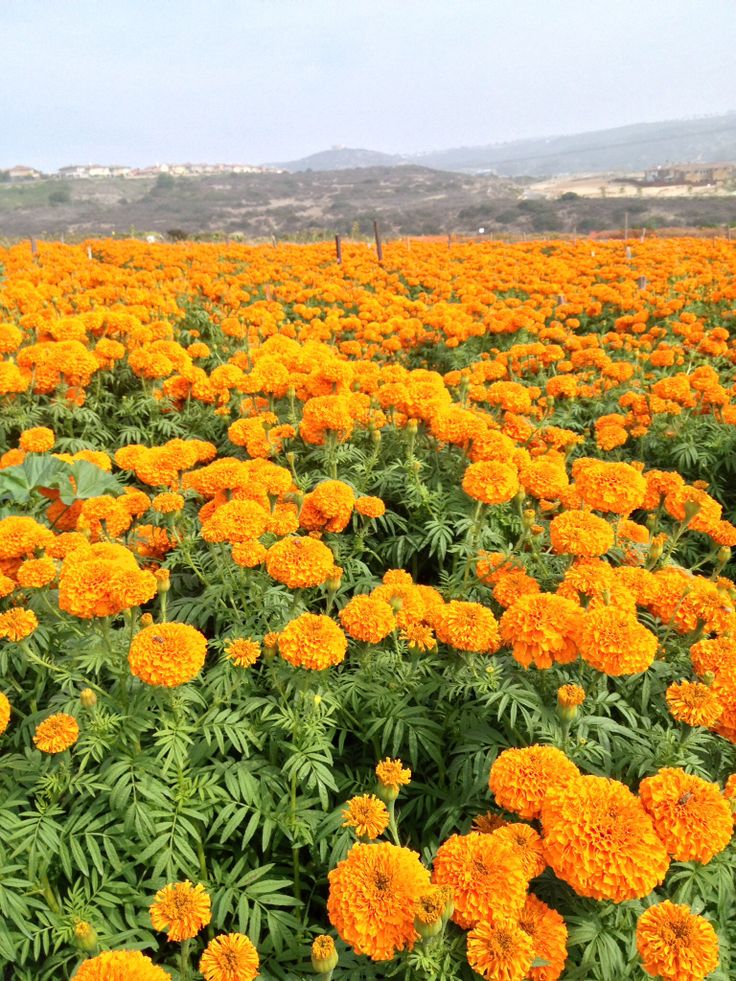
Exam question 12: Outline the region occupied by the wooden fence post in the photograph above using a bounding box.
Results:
[335,233,342,264]
[373,220,383,263]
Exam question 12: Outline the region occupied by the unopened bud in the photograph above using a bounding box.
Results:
[286,451,296,467]
[702,671,715,686]
[414,914,443,939]
[522,508,536,529]
[311,935,338,975]
[80,688,97,709]
[140,612,154,627]
[649,539,664,561]
[371,429,381,444]
[683,500,701,523]
[407,418,418,433]
[73,920,98,952]
[154,568,170,593]
[716,546,731,568]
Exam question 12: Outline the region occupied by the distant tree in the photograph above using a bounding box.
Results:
[558,191,579,201]
[152,173,175,193]
[167,228,188,241]
[49,187,71,205]
[0,170,10,183]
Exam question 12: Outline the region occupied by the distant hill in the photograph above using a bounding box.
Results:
[274,114,736,176]
[273,147,404,172]
[415,114,736,175]
[2,165,736,241]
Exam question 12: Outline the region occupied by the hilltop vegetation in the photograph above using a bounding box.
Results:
[2,167,736,241]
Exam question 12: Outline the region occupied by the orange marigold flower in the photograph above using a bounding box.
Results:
[58,542,157,619]
[431,831,528,929]
[413,884,449,927]
[16,556,56,588]
[541,774,669,902]
[573,459,646,514]
[400,622,436,651]
[492,822,546,879]
[519,893,569,981]
[150,880,211,941]
[433,600,500,653]
[376,757,411,797]
[151,491,185,514]
[578,606,658,676]
[500,593,581,669]
[231,540,267,568]
[636,902,719,981]
[666,680,723,728]
[129,622,207,687]
[73,950,170,980]
[265,536,335,589]
[342,794,390,839]
[300,480,355,533]
[638,767,733,863]
[19,427,55,453]
[327,841,430,961]
[33,712,79,753]
[489,745,580,821]
[519,459,569,500]
[0,691,11,735]
[689,635,736,677]
[201,499,269,544]
[339,594,396,644]
[0,516,55,559]
[225,638,261,669]
[199,932,259,981]
[549,510,614,557]
[466,917,534,981]
[492,568,541,608]
[557,683,585,709]
[278,612,347,670]
[0,607,38,642]
[0,574,14,598]
[354,496,386,518]
[461,460,519,505]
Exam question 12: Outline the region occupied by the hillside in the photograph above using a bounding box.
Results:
[273,114,736,176]
[2,166,736,240]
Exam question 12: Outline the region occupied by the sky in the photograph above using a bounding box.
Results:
[2,0,735,171]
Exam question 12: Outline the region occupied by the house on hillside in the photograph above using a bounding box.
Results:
[8,165,41,180]
[643,162,736,186]
[58,165,89,179]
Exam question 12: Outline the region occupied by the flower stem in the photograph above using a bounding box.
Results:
[179,938,191,981]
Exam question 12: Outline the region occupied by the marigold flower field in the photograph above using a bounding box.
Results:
[0,237,734,980]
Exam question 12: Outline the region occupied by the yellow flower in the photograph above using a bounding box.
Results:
[150,880,211,941]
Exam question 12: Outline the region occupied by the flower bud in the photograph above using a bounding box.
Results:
[557,683,585,721]
[140,612,154,627]
[80,688,97,709]
[702,671,715,686]
[522,508,536,529]
[73,920,98,952]
[371,429,381,444]
[649,539,664,561]
[683,500,701,523]
[311,935,338,975]
[154,568,170,593]
[716,546,731,568]
[407,418,418,433]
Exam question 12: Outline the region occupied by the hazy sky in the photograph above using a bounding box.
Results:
[2,0,735,170]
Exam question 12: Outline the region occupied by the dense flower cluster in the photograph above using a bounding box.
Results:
[2,238,736,978]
